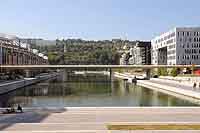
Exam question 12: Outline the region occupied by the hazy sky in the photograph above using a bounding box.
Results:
[0,0,199,40]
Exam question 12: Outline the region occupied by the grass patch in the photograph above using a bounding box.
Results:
[107,124,200,130]
[177,74,199,77]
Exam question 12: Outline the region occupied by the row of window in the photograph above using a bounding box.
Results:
[168,44,176,49]
[166,39,174,44]
[182,55,199,60]
[155,32,175,44]
[168,56,175,60]
[181,43,200,48]
[168,50,175,55]
[179,37,200,42]
[177,31,200,37]
[184,49,200,54]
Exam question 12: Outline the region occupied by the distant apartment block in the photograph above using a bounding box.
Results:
[152,27,200,65]
[129,41,151,65]
[0,33,48,65]
[120,41,151,65]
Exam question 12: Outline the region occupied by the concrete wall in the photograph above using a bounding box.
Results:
[0,73,59,95]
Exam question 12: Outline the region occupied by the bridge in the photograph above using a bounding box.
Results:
[0,65,198,80]
[0,65,199,69]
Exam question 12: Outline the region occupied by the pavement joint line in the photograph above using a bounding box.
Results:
[0,123,107,125]
[33,130,107,132]
[2,107,200,110]
[2,122,200,125]
[0,130,108,133]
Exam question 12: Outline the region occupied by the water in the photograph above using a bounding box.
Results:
[0,73,199,107]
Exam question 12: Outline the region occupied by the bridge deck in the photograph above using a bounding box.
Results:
[0,65,198,69]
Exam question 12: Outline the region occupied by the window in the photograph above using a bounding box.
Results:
[171,32,175,37]
[166,39,173,44]
[187,32,189,36]
[194,49,197,54]
[183,32,185,36]
[194,38,196,42]
[187,44,189,48]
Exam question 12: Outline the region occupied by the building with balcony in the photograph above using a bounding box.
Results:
[0,33,48,65]
[151,27,200,65]
[129,41,151,65]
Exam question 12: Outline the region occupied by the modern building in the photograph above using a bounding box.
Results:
[129,41,151,65]
[120,53,128,65]
[0,33,48,65]
[151,27,200,65]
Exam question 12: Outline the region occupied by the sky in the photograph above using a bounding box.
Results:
[0,0,200,40]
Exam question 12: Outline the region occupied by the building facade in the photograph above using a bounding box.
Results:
[129,41,151,65]
[0,34,48,65]
[152,27,200,65]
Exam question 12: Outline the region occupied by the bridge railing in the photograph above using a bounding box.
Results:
[0,65,199,69]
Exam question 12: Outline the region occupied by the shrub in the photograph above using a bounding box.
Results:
[170,68,178,77]
[157,68,168,76]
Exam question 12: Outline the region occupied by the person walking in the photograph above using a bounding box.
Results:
[193,82,197,90]
[17,104,23,113]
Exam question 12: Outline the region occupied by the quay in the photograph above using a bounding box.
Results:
[0,107,200,132]
[114,72,200,103]
[0,72,59,95]
[137,79,200,101]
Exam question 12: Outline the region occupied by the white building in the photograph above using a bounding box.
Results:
[151,27,200,65]
[120,53,127,65]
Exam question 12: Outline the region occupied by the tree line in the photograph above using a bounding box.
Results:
[31,39,136,65]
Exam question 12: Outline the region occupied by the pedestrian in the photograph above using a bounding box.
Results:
[17,104,23,113]
[199,82,200,89]
[193,82,197,89]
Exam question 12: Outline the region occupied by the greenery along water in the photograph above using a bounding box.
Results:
[0,73,198,107]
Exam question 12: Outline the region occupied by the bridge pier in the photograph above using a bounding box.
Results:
[25,70,31,78]
[145,69,151,80]
[62,69,68,82]
[109,68,114,82]
[109,68,115,95]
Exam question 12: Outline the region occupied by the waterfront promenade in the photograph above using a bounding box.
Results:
[137,78,200,101]
[114,72,200,101]
[1,107,200,132]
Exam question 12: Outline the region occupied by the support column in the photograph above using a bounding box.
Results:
[62,69,68,82]
[109,68,115,95]
[109,68,114,82]
[145,69,151,80]
[25,70,31,78]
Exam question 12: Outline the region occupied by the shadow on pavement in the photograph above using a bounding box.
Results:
[0,108,67,131]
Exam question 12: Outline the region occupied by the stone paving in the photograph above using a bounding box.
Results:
[0,108,200,132]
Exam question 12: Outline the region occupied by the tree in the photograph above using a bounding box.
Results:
[157,68,168,76]
[170,68,178,77]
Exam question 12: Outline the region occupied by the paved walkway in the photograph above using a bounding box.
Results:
[0,107,200,132]
[150,79,199,92]
[137,79,200,101]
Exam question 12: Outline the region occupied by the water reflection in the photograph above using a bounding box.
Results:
[0,73,199,107]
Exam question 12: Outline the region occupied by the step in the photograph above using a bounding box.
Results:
[107,122,200,130]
